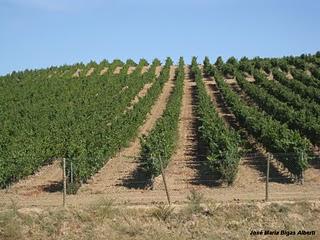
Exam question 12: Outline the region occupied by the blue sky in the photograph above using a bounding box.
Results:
[0,0,319,75]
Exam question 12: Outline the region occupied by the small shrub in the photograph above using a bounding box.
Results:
[186,189,204,214]
[215,56,224,70]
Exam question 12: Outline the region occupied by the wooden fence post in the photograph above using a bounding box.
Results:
[159,157,171,205]
[63,158,66,207]
[70,160,74,185]
[265,153,270,202]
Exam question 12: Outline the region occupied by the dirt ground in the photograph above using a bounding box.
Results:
[4,160,62,196]
[113,66,122,74]
[127,66,135,74]
[154,66,203,191]
[78,65,176,195]
[85,67,95,76]
[100,67,108,75]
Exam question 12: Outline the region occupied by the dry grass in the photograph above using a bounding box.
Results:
[0,197,319,240]
[151,204,175,221]
[184,189,204,215]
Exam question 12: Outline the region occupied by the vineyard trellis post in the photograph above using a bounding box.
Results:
[159,156,171,205]
[300,152,304,185]
[265,153,270,202]
[63,158,67,207]
[70,160,74,185]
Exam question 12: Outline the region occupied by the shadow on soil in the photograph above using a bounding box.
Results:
[42,181,63,192]
[119,74,177,190]
[207,80,293,184]
[309,155,320,169]
[119,163,152,189]
[186,72,222,187]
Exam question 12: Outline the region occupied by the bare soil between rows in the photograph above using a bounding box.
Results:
[78,65,177,195]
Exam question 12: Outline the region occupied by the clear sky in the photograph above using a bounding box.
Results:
[1,0,319,75]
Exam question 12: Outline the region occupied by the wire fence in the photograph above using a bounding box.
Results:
[0,152,319,207]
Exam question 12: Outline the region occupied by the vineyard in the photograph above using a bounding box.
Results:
[0,52,320,206]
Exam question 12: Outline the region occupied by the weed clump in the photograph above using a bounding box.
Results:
[151,204,175,221]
